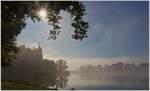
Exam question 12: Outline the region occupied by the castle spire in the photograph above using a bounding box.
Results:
[38,42,43,59]
[38,42,40,48]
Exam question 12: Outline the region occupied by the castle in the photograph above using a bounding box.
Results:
[2,43,44,85]
[2,43,68,88]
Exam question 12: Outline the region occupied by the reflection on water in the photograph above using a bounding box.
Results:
[47,74,69,89]
[64,73,148,90]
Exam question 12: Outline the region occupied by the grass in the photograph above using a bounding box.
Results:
[1,80,50,90]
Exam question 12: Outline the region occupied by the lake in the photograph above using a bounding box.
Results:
[63,73,148,90]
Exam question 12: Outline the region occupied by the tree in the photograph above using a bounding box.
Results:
[56,59,69,76]
[56,59,69,89]
[2,1,89,67]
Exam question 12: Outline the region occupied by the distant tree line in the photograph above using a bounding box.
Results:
[80,62,148,74]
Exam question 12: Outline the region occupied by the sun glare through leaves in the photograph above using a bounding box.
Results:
[37,9,47,20]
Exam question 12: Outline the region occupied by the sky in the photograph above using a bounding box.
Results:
[17,1,149,71]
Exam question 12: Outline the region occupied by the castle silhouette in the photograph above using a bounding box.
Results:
[2,43,45,85]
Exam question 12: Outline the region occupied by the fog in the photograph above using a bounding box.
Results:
[45,57,148,71]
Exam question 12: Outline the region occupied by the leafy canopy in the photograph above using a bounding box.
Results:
[2,1,89,67]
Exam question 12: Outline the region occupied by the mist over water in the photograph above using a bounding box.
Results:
[1,1,149,90]
[64,73,148,90]
[62,57,148,71]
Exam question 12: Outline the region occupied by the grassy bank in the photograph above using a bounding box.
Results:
[1,80,49,90]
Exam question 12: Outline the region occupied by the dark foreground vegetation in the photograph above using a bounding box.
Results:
[1,80,52,90]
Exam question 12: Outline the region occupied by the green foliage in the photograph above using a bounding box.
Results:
[2,1,89,67]
[1,80,50,90]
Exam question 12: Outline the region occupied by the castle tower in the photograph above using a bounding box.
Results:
[38,42,43,59]
[38,42,41,49]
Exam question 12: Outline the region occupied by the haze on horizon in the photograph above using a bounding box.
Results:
[17,1,148,71]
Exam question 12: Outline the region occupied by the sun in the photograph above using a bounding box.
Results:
[37,9,47,20]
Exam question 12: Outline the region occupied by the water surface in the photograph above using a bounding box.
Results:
[63,73,148,90]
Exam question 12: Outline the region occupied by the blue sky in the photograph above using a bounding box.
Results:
[17,1,148,70]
